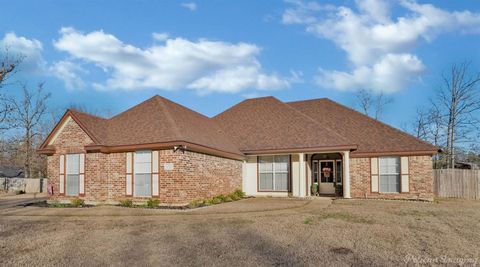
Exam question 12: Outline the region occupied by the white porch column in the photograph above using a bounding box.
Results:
[343,151,351,198]
[299,153,306,197]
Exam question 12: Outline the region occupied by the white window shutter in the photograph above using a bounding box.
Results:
[59,155,65,194]
[371,157,379,193]
[401,156,409,193]
[126,152,133,196]
[152,151,159,197]
[79,154,85,195]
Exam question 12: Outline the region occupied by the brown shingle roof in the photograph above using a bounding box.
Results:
[287,98,438,155]
[41,95,438,158]
[212,97,357,153]
[67,95,243,158]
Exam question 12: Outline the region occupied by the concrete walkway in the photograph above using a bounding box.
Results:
[0,197,332,217]
[0,193,48,210]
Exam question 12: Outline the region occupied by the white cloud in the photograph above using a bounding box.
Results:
[315,53,425,93]
[181,2,197,11]
[49,60,87,90]
[53,27,290,93]
[284,0,480,93]
[152,32,169,41]
[0,32,45,73]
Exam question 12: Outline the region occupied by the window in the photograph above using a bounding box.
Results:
[379,157,400,193]
[312,161,318,184]
[335,160,342,184]
[134,151,152,197]
[258,155,289,191]
[66,154,80,196]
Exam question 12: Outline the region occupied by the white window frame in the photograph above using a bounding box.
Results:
[379,157,400,193]
[134,151,152,197]
[258,155,289,192]
[66,154,80,196]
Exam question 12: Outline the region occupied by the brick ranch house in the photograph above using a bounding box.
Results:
[38,95,439,204]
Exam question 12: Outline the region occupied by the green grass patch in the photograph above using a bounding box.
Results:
[303,217,314,225]
[319,212,374,224]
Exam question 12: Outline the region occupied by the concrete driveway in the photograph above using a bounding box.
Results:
[0,193,47,210]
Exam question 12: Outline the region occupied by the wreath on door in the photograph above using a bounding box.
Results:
[322,167,332,178]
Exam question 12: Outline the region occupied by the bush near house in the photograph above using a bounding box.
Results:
[147,198,160,208]
[188,189,246,209]
[70,198,85,207]
[119,199,133,207]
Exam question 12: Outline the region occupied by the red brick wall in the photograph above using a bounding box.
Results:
[349,156,434,200]
[47,118,92,201]
[47,117,242,204]
[157,150,242,204]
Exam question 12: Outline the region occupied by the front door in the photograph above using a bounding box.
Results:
[319,160,335,194]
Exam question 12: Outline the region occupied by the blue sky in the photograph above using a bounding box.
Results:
[1,0,479,130]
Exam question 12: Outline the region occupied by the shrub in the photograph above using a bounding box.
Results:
[146,198,160,208]
[216,194,227,202]
[119,199,133,207]
[15,190,25,195]
[211,197,222,205]
[188,199,205,209]
[229,193,241,201]
[232,189,245,199]
[224,196,233,202]
[49,201,69,208]
[70,198,84,207]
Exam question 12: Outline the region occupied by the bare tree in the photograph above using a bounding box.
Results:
[355,89,393,120]
[410,104,446,168]
[0,49,23,133]
[0,47,23,87]
[356,89,372,116]
[9,83,51,178]
[436,62,480,168]
[411,108,430,140]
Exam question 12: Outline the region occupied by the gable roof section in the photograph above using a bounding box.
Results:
[38,110,102,151]
[287,98,438,156]
[212,97,357,153]
[39,95,243,159]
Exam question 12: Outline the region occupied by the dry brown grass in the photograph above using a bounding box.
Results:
[0,197,479,266]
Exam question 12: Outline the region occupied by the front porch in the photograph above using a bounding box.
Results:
[242,150,352,199]
[291,151,351,198]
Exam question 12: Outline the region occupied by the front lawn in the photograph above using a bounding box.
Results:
[0,197,478,266]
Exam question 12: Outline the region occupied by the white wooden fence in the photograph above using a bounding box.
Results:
[434,169,480,199]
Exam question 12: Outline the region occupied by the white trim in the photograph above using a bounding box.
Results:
[343,151,351,198]
[79,174,85,194]
[152,151,159,173]
[59,174,64,194]
[48,116,72,145]
[152,174,159,196]
[299,153,306,197]
[59,155,65,174]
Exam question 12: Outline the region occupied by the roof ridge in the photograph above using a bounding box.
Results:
[154,96,183,140]
[321,98,437,149]
[280,99,356,147]
[286,97,328,104]
[69,109,107,120]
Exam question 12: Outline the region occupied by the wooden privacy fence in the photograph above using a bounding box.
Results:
[434,169,480,199]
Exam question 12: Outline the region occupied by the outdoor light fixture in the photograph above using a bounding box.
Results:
[173,145,187,153]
